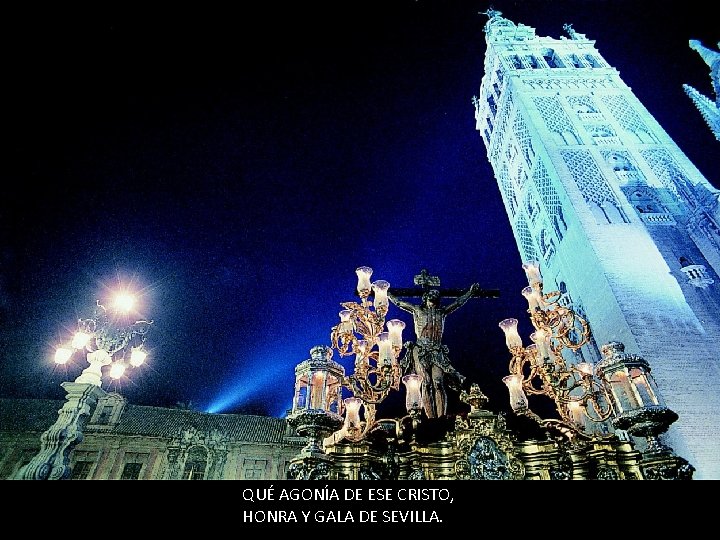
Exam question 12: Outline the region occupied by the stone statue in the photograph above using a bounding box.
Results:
[388,283,479,418]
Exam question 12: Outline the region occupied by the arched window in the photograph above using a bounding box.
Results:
[584,54,602,68]
[542,48,564,68]
[568,54,584,68]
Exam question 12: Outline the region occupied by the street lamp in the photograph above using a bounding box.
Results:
[15,290,152,480]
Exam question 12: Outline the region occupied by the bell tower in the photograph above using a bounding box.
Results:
[474,10,720,478]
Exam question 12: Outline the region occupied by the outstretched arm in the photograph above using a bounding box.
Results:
[387,291,416,314]
[445,283,480,314]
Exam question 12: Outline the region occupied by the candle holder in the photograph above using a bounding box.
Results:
[499,262,614,438]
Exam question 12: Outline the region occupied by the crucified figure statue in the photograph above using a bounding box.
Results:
[388,282,480,418]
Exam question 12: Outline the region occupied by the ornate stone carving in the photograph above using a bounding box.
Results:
[287,460,331,480]
[596,466,620,480]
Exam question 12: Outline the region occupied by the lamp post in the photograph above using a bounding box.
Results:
[15,291,152,480]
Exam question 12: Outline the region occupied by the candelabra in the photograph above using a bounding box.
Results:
[498,262,614,437]
[16,290,152,480]
[328,266,422,443]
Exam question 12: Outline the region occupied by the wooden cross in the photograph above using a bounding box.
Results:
[388,269,500,300]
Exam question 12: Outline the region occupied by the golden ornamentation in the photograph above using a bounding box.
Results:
[502,262,615,437]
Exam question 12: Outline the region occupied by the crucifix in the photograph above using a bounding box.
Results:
[385,269,499,419]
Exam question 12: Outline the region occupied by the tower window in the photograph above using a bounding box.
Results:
[584,54,601,68]
[525,55,540,69]
[243,459,267,480]
[542,49,565,68]
[568,54,584,68]
[487,94,497,116]
[509,55,524,69]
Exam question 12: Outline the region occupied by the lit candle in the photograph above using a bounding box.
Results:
[310,370,328,410]
[522,261,542,286]
[356,266,373,297]
[377,332,394,366]
[343,397,363,430]
[502,375,528,411]
[372,280,390,311]
[521,286,539,310]
[526,344,542,366]
[576,362,594,377]
[402,374,423,412]
[530,328,550,359]
[386,319,405,348]
[339,310,353,333]
[498,318,523,349]
[354,339,368,366]
[567,401,585,428]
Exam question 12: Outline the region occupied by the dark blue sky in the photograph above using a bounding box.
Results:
[1,1,717,418]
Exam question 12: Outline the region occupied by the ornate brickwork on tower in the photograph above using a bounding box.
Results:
[474,11,720,478]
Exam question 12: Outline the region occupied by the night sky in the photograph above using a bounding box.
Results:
[2,1,717,420]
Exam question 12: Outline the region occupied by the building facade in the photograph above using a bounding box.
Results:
[0,395,302,480]
[474,11,720,478]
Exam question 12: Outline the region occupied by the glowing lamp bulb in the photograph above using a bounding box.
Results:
[55,347,72,365]
[113,292,136,313]
[71,331,91,350]
[129,348,147,367]
[109,362,126,380]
